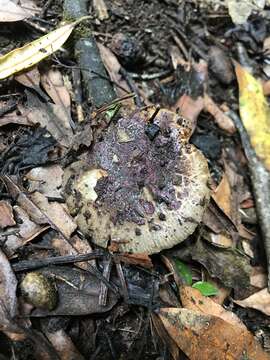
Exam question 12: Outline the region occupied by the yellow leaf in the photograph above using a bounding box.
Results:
[0,18,85,80]
[235,63,270,171]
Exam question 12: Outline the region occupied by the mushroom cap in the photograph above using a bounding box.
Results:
[64,109,210,254]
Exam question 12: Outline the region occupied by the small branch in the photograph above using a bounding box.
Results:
[12,251,103,272]
[228,110,270,290]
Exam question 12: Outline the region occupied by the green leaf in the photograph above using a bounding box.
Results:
[174,259,192,286]
[192,281,219,296]
[105,103,121,120]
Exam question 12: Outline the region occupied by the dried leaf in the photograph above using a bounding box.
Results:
[0,200,16,228]
[93,0,109,20]
[204,94,236,134]
[41,69,71,108]
[2,205,46,257]
[151,313,180,360]
[98,43,131,99]
[0,0,30,22]
[15,67,49,100]
[25,165,64,198]
[21,90,73,148]
[227,0,265,25]
[208,232,233,248]
[44,329,84,360]
[0,111,31,127]
[250,266,267,289]
[159,307,270,360]
[2,175,76,239]
[180,286,247,331]
[19,0,40,16]
[0,19,81,80]
[235,63,270,171]
[52,235,96,270]
[235,288,270,316]
[212,174,232,220]
[29,191,77,239]
[0,249,17,319]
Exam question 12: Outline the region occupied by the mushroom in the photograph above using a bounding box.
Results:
[64,109,210,254]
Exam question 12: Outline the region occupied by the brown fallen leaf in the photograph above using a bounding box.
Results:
[212,173,232,220]
[25,165,64,198]
[0,200,16,228]
[20,90,73,148]
[115,253,153,269]
[250,266,268,289]
[0,0,30,22]
[41,69,71,109]
[151,313,179,360]
[98,43,131,100]
[171,93,204,136]
[29,191,77,239]
[2,205,47,257]
[44,329,84,360]
[159,307,270,360]
[0,249,25,341]
[93,0,109,20]
[180,286,247,331]
[2,175,76,239]
[0,110,31,127]
[204,94,236,134]
[52,234,96,270]
[15,67,49,100]
[235,288,270,316]
[208,232,233,248]
[19,0,40,16]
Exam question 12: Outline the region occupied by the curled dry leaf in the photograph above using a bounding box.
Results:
[159,307,270,360]
[180,286,247,331]
[0,200,16,228]
[0,0,30,22]
[235,288,270,316]
[235,63,270,171]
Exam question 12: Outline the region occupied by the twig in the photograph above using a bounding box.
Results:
[98,257,113,306]
[119,68,143,107]
[115,260,129,302]
[12,251,103,272]
[228,110,270,290]
[128,69,171,80]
